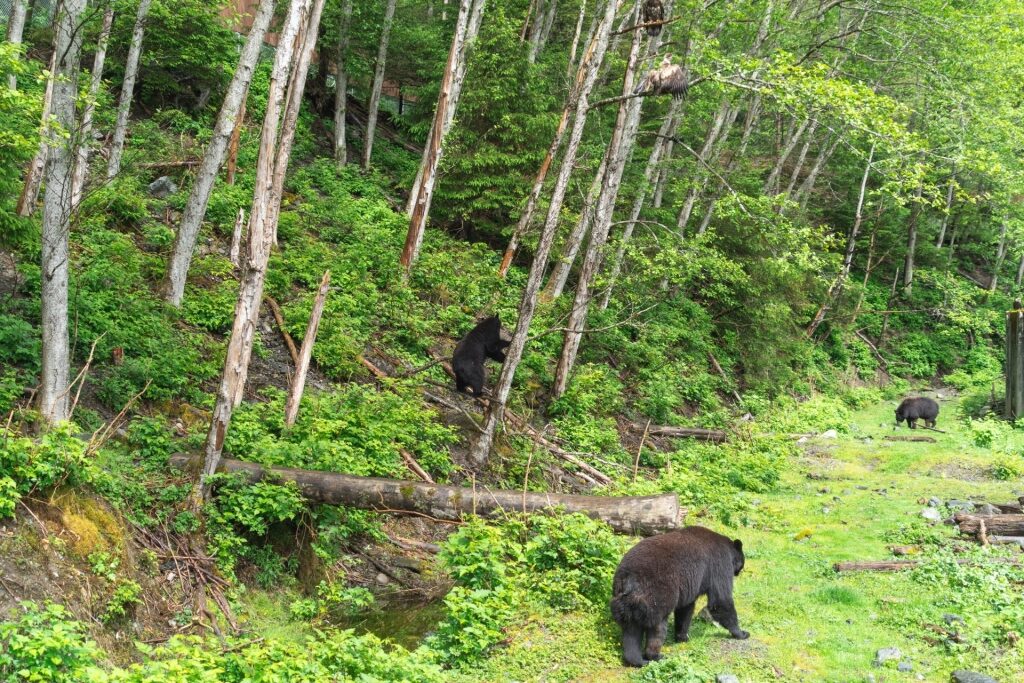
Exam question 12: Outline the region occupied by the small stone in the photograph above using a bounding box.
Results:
[797,436,809,443]
[874,647,901,666]
[822,506,831,514]
[921,508,942,522]
[897,662,913,672]
[943,613,965,625]
[916,675,924,681]
[375,572,389,585]
[927,497,942,507]
[820,429,839,439]
[716,675,740,683]
[946,499,974,512]
[148,175,178,198]
[950,672,998,683]
[866,675,876,683]
[975,503,1001,516]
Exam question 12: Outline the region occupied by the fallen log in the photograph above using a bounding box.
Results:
[883,435,936,443]
[834,557,1022,573]
[170,454,682,535]
[955,513,1024,536]
[634,424,729,443]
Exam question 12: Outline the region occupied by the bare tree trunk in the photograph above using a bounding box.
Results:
[991,222,1008,293]
[781,118,819,201]
[401,0,486,271]
[200,0,322,501]
[362,0,398,170]
[935,169,956,247]
[531,0,558,62]
[285,270,331,426]
[39,0,86,426]
[333,0,353,165]
[6,0,28,90]
[797,132,841,210]
[106,0,154,180]
[173,454,683,535]
[675,98,730,233]
[468,0,617,466]
[553,6,647,398]
[806,143,873,337]
[543,151,607,300]
[229,207,245,268]
[225,96,245,185]
[1016,251,1024,288]
[599,97,682,311]
[763,117,810,195]
[70,5,114,210]
[16,50,56,217]
[902,179,923,296]
[566,0,587,79]
[163,0,274,307]
[526,0,546,63]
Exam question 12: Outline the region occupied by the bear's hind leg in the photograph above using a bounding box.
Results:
[709,598,748,640]
[642,619,668,662]
[674,602,696,642]
[620,624,646,667]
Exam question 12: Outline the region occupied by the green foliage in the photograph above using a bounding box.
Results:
[101,581,142,624]
[758,394,853,434]
[438,517,513,590]
[0,426,93,519]
[0,602,102,682]
[991,454,1023,481]
[289,582,374,622]
[968,417,1012,449]
[629,654,710,683]
[428,585,517,667]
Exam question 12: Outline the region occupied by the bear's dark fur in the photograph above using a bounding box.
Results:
[451,315,511,396]
[610,526,748,667]
[895,396,939,429]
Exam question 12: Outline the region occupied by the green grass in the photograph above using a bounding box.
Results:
[453,396,1024,682]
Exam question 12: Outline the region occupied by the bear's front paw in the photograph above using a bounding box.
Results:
[675,632,689,642]
[644,654,663,662]
[732,630,749,640]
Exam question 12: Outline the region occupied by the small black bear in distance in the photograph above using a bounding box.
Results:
[610,526,748,668]
[895,396,939,429]
[452,315,511,397]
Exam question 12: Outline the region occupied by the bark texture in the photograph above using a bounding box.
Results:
[71,5,114,209]
[107,0,154,180]
[362,0,398,169]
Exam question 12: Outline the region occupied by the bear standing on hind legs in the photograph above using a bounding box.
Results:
[452,314,511,397]
[610,526,748,667]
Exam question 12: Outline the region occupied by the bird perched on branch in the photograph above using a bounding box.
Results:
[635,54,689,96]
[643,0,665,36]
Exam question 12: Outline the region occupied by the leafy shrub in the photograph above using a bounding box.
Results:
[0,602,101,682]
[758,394,852,434]
[289,582,374,622]
[0,313,40,371]
[968,417,1010,449]
[0,426,93,518]
[427,585,517,667]
[991,455,1023,481]
[439,517,513,590]
[102,581,142,624]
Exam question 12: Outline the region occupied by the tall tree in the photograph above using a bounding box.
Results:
[333,0,353,165]
[5,0,28,90]
[163,0,276,306]
[71,5,115,209]
[106,0,154,180]
[363,0,398,170]
[39,0,86,425]
[15,50,56,217]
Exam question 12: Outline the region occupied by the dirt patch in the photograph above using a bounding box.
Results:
[929,461,986,482]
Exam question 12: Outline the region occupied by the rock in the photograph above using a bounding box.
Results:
[874,647,901,666]
[716,676,740,683]
[921,508,943,522]
[148,175,178,198]
[820,429,839,439]
[950,672,998,683]
[975,503,1001,516]
[946,499,974,513]
[928,497,942,508]
[943,613,965,625]
[897,662,913,672]
[797,436,809,443]
[375,572,389,586]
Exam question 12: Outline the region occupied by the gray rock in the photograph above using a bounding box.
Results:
[950,672,998,683]
[975,503,1001,516]
[148,175,178,198]
[820,429,839,439]
[921,508,943,522]
[898,662,913,672]
[375,572,389,586]
[943,613,965,625]
[716,676,740,683]
[874,647,902,666]
[797,436,809,443]
[928,497,942,508]
[946,499,975,512]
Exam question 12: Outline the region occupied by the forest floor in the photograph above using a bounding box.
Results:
[441,395,1024,682]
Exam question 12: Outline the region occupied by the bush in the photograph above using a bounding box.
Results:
[0,602,102,682]
[0,426,93,519]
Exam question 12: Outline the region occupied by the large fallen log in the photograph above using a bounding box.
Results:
[883,435,936,443]
[631,424,729,443]
[955,513,1024,536]
[834,557,1022,573]
[170,454,682,535]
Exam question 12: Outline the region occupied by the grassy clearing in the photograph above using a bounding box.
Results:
[455,396,1024,682]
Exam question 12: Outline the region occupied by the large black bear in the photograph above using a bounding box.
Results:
[452,315,511,396]
[610,526,748,667]
[895,396,939,429]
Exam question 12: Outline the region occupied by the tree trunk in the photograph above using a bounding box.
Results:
[553,5,648,398]
[634,425,729,443]
[935,168,956,247]
[526,0,545,63]
[226,96,245,185]
[333,0,353,165]
[833,558,1022,573]
[362,0,398,170]
[16,50,56,217]
[39,0,86,426]
[599,97,683,310]
[781,118,819,201]
[199,0,322,501]
[1016,251,1024,288]
[990,222,1008,293]
[676,98,731,233]
[401,0,487,272]
[797,132,842,210]
[529,0,558,63]
[468,0,617,466]
[902,179,923,296]
[956,513,1024,537]
[285,270,331,426]
[806,143,873,337]
[762,117,810,195]
[172,454,683,535]
[543,151,607,300]
[106,0,154,180]
[70,5,114,210]
[229,207,245,268]
[163,0,275,307]
[5,0,28,90]
[565,0,588,79]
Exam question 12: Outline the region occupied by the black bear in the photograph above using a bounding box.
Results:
[895,396,939,429]
[610,526,748,667]
[451,315,511,397]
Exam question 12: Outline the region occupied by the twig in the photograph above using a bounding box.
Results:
[86,379,152,456]
[69,333,106,418]
[400,449,434,483]
[633,419,651,483]
[264,296,299,366]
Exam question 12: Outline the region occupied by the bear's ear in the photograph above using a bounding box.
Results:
[733,539,743,552]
